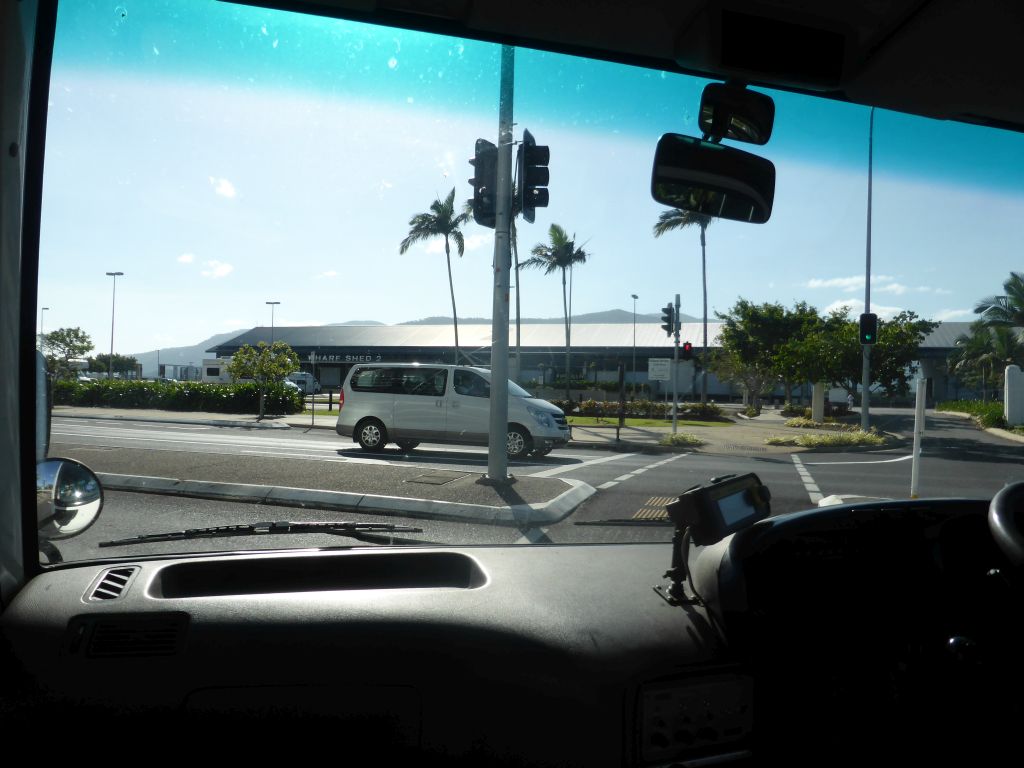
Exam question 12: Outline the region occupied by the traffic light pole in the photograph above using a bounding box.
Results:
[672,293,680,434]
[861,107,874,432]
[487,45,514,483]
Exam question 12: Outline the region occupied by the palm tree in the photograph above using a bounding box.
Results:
[975,272,1024,340]
[523,223,589,401]
[400,188,469,364]
[653,209,714,403]
[952,321,1024,401]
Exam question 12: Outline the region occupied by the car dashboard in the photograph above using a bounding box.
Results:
[3,497,1020,766]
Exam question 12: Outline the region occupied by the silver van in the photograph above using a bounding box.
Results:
[336,364,569,458]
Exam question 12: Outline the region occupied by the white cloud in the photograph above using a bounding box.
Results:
[876,282,908,295]
[934,288,953,295]
[933,309,974,321]
[318,270,338,278]
[209,176,236,198]
[177,253,195,264]
[805,274,895,292]
[201,260,234,278]
[822,298,903,320]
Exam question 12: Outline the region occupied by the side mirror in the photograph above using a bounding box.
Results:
[699,83,775,145]
[651,133,775,223]
[37,458,104,541]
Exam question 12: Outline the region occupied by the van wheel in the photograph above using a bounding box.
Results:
[357,419,388,451]
[396,440,419,453]
[506,426,532,459]
[532,447,552,458]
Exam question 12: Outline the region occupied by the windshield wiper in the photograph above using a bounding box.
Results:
[99,521,424,547]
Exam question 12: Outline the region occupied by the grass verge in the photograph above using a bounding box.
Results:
[936,400,1006,429]
[784,417,858,431]
[658,433,706,447]
[569,416,730,428]
[766,429,887,448]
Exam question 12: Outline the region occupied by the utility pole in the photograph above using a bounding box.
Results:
[487,45,514,482]
[105,272,123,380]
[861,107,874,431]
[39,306,49,350]
[672,293,680,434]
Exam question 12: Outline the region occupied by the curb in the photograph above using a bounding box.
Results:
[568,439,689,455]
[936,410,1024,444]
[56,412,291,430]
[97,473,596,526]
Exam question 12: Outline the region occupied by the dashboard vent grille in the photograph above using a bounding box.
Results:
[86,614,188,658]
[88,566,139,600]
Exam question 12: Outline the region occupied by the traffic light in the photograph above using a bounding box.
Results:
[468,138,497,228]
[661,304,675,337]
[682,341,693,360]
[517,129,550,223]
[859,312,878,345]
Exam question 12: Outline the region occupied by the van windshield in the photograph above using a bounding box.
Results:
[36,0,1024,563]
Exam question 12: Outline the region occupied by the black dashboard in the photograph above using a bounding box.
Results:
[3,497,1021,766]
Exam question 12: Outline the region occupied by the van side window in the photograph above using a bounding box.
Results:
[350,367,400,393]
[454,370,489,398]
[399,368,447,396]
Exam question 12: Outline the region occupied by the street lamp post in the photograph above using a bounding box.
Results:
[105,272,124,380]
[266,301,280,345]
[631,294,638,399]
[39,306,49,350]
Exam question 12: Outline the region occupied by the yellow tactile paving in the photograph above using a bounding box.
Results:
[632,496,675,519]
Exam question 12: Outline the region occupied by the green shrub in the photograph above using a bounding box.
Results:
[659,432,705,447]
[785,417,820,428]
[937,400,1007,429]
[742,405,760,417]
[765,430,886,447]
[780,402,805,417]
[52,380,303,414]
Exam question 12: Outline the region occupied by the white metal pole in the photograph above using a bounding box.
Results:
[910,377,927,498]
[861,107,874,431]
[672,293,680,434]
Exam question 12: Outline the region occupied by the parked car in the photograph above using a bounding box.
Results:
[336,363,569,458]
[287,371,321,394]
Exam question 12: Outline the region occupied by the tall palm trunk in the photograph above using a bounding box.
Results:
[444,235,460,365]
[700,224,708,404]
[562,267,570,402]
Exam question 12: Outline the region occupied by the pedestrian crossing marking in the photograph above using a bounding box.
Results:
[632,496,674,520]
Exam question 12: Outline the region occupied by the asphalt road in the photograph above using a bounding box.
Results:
[48,411,1022,561]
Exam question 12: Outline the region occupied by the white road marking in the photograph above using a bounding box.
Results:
[791,454,823,503]
[613,474,634,482]
[597,481,619,490]
[804,454,913,466]
[528,452,636,478]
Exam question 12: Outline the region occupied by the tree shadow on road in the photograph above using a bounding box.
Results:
[924,436,1024,465]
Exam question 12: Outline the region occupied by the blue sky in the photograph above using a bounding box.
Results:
[38,0,1024,356]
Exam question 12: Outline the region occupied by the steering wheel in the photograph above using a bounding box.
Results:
[989,481,1024,567]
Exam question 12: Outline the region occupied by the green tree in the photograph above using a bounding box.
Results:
[819,307,938,398]
[974,271,1024,338]
[399,188,470,364]
[653,209,714,402]
[523,223,590,401]
[226,341,300,418]
[89,353,139,377]
[949,321,1024,401]
[713,300,810,412]
[42,327,93,379]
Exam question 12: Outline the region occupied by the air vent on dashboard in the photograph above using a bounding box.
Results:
[88,566,139,600]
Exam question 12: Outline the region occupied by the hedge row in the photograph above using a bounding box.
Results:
[937,400,1006,429]
[53,380,304,415]
[549,399,724,420]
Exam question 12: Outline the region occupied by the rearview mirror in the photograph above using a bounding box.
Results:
[699,83,775,145]
[651,133,775,223]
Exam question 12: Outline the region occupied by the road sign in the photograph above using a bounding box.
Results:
[648,358,671,381]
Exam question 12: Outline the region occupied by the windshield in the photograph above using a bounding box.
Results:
[37,0,1024,563]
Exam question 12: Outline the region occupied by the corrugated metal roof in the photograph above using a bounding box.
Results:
[209,321,978,353]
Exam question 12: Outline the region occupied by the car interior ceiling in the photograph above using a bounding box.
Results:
[3,0,1024,766]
